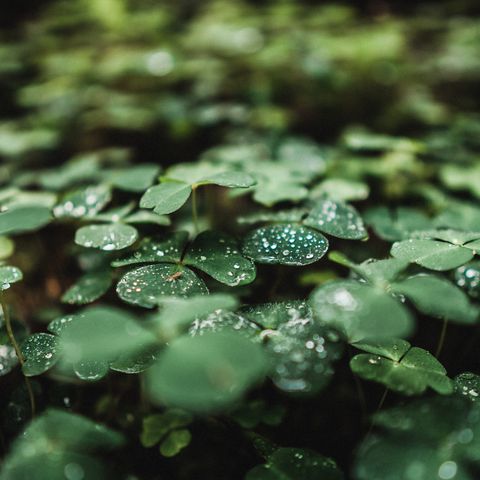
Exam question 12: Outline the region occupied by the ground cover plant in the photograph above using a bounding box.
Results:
[1,0,480,478]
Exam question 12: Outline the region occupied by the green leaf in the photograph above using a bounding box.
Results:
[0,206,52,236]
[0,266,23,290]
[455,261,480,298]
[141,409,192,448]
[455,372,480,402]
[391,274,478,324]
[75,223,138,251]
[61,271,112,305]
[242,224,328,266]
[107,164,160,192]
[354,397,480,480]
[391,239,474,270]
[196,171,256,188]
[365,207,431,241]
[189,309,260,340]
[237,209,307,225]
[123,210,170,226]
[155,293,239,339]
[0,236,14,260]
[140,182,192,215]
[109,343,160,374]
[58,306,157,371]
[146,332,267,412]
[0,409,124,480]
[309,280,413,343]
[304,198,367,240]
[246,448,343,480]
[53,184,111,218]
[159,429,192,457]
[117,264,208,308]
[184,231,256,286]
[111,232,188,267]
[351,341,453,395]
[243,301,312,329]
[21,333,60,376]
[311,178,369,202]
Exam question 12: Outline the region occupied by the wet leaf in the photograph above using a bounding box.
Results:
[455,373,480,402]
[185,231,256,286]
[242,223,328,266]
[391,239,474,271]
[309,280,413,343]
[140,182,192,215]
[351,340,453,395]
[117,264,208,308]
[304,198,367,240]
[146,332,267,412]
[246,448,343,480]
[61,271,112,305]
[0,265,23,290]
[75,223,138,251]
[112,232,188,267]
[21,333,60,376]
[53,185,111,219]
[455,261,480,298]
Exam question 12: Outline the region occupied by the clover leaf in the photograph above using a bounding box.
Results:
[351,338,453,395]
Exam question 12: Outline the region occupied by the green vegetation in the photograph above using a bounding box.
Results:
[1,0,480,478]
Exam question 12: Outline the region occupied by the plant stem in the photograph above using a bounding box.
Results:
[191,186,199,234]
[435,317,448,358]
[348,346,367,425]
[0,294,36,418]
[366,387,389,440]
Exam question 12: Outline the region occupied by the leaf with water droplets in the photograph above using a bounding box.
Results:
[189,310,260,340]
[73,359,109,381]
[107,164,160,192]
[110,343,160,374]
[455,373,480,402]
[391,274,478,324]
[391,239,474,270]
[0,206,52,236]
[196,171,256,188]
[304,198,367,240]
[309,280,413,343]
[140,182,192,215]
[242,224,328,266]
[245,448,343,480]
[75,223,138,251]
[21,333,60,376]
[111,232,188,267]
[243,301,313,329]
[455,261,480,298]
[117,264,208,308]
[0,265,23,290]
[185,231,256,286]
[53,184,111,219]
[61,271,112,305]
[351,341,453,395]
[156,294,239,339]
[265,316,343,395]
[354,396,480,480]
[365,206,432,241]
[146,332,267,413]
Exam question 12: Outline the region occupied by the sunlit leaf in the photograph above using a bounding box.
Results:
[75,223,138,251]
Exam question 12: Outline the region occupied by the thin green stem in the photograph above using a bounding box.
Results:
[0,294,36,417]
[191,186,199,234]
[366,387,388,441]
[348,346,367,425]
[435,317,448,358]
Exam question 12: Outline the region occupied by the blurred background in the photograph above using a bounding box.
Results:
[1,0,480,173]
